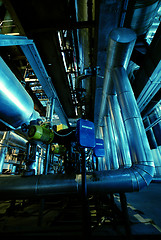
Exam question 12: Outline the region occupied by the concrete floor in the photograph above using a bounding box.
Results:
[126,182,161,230]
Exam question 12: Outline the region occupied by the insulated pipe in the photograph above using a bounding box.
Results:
[124,0,160,35]
[108,95,132,168]
[98,28,136,127]
[102,120,111,171]
[112,67,154,184]
[0,163,154,200]
[104,115,119,170]
[0,57,34,129]
[0,131,27,149]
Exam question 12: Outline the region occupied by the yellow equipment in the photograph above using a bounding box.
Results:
[28,124,54,143]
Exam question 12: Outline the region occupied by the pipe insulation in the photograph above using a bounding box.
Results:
[108,95,132,168]
[0,131,27,149]
[98,28,136,127]
[0,57,34,129]
[112,67,154,184]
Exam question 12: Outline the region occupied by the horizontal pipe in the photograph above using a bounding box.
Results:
[0,131,27,149]
[0,164,155,200]
[0,57,34,129]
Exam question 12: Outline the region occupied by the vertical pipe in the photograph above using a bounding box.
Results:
[46,97,55,125]
[38,148,44,175]
[113,67,152,166]
[104,115,119,170]
[97,28,136,128]
[43,144,50,175]
[44,98,55,175]
[108,95,132,168]
[102,120,111,170]
[0,131,10,174]
[97,126,107,171]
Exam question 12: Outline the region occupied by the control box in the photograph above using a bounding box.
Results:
[76,119,96,148]
[93,138,105,157]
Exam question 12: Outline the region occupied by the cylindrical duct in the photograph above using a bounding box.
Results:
[102,120,111,171]
[98,28,136,127]
[108,95,132,168]
[104,115,119,170]
[125,0,160,35]
[0,57,34,129]
[113,67,153,167]
[96,126,107,171]
[8,132,27,149]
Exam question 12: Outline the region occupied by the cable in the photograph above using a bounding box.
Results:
[52,128,76,137]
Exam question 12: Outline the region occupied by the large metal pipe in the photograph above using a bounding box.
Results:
[124,0,160,35]
[104,115,119,170]
[108,95,132,168]
[0,162,154,200]
[0,57,34,129]
[112,67,154,182]
[0,131,27,149]
[98,28,136,127]
[102,119,111,171]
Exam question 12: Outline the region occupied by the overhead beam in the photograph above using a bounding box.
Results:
[30,20,95,33]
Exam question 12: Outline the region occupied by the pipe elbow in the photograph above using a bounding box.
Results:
[130,163,155,191]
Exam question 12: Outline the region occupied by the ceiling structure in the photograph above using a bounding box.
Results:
[0,0,161,130]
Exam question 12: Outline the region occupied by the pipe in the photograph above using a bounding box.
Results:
[0,57,34,129]
[98,28,136,127]
[112,67,154,185]
[124,0,160,35]
[108,95,132,168]
[0,163,154,200]
[104,115,119,170]
[102,120,111,171]
[0,131,27,149]
[0,174,78,199]
[0,132,10,173]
